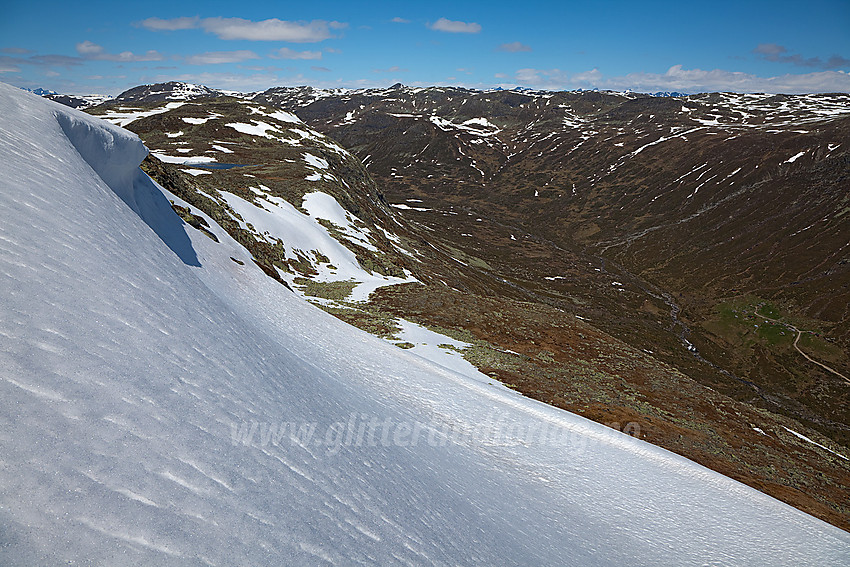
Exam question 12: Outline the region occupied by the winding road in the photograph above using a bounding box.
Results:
[756,312,850,386]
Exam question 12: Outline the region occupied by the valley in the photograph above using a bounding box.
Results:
[80,82,850,530]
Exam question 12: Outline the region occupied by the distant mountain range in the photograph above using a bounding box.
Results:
[24,86,112,108]
[27,82,689,103]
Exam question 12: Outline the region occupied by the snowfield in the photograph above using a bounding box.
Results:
[217,187,413,300]
[1,82,849,565]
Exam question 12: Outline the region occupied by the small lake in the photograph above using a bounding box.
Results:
[189,162,248,170]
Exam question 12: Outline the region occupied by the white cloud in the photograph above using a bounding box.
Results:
[75,41,103,56]
[603,65,850,94]
[571,68,603,84]
[138,16,345,42]
[511,64,850,94]
[498,42,531,53]
[515,68,569,88]
[185,50,259,65]
[428,18,482,34]
[270,47,323,60]
[391,17,410,24]
[76,41,163,62]
[215,18,336,42]
[200,18,329,41]
[137,16,200,31]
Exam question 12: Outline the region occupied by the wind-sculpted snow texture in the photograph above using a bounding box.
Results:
[1,82,849,565]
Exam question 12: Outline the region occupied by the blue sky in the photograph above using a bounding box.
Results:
[2,0,849,95]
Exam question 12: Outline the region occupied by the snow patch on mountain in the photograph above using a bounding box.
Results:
[225,120,282,139]
[784,150,807,163]
[429,115,501,136]
[98,101,185,127]
[181,114,219,125]
[150,151,215,165]
[387,319,500,387]
[219,188,412,299]
[303,152,329,169]
[302,191,379,253]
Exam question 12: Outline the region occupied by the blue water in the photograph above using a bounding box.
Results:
[189,162,247,170]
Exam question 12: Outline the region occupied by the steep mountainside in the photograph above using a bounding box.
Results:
[82,82,850,530]
[9,81,850,564]
[87,91,423,300]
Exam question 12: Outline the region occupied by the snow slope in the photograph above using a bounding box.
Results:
[1,82,849,565]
